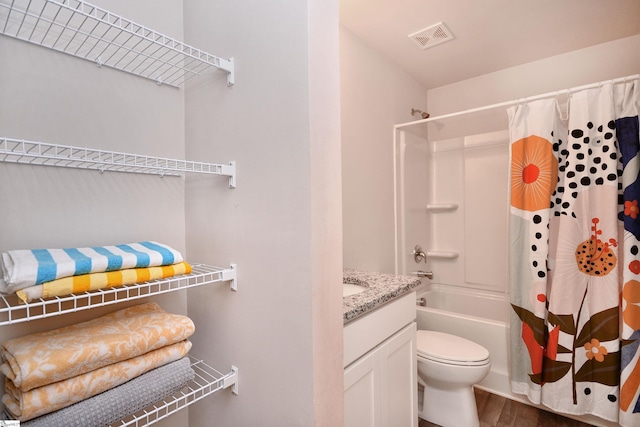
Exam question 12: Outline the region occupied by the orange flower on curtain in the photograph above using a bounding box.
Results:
[511,135,559,212]
[625,200,639,220]
[585,339,609,362]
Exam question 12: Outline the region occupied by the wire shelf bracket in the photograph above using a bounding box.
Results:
[0,263,238,326]
[224,365,239,396]
[223,263,238,291]
[0,137,237,188]
[0,0,235,87]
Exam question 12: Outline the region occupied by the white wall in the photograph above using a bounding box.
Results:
[184,1,342,426]
[341,26,429,274]
[0,1,188,425]
[428,34,640,116]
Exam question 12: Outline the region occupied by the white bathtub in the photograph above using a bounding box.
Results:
[415,283,511,396]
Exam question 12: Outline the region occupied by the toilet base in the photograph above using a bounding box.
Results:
[418,381,480,427]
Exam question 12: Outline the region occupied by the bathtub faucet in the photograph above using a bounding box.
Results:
[411,270,433,279]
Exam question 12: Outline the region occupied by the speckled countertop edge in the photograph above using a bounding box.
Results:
[343,268,422,324]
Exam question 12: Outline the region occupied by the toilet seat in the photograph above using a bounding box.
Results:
[417,330,490,366]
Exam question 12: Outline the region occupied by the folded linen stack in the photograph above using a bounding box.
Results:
[0,303,196,422]
[0,241,191,302]
[21,357,195,427]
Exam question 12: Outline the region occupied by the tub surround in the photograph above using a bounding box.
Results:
[343,269,422,323]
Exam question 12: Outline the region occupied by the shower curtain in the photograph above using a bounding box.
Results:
[508,79,640,425]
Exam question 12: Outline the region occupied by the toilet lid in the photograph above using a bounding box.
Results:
[417,330,490,365]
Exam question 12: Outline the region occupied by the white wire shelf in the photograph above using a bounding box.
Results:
[0,0,234,87]
[112,357,238,427]
[0,137,237,187]
[0,263,237,326]
[1,357,238,427]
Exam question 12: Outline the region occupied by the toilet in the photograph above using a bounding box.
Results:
[416,330,491,427]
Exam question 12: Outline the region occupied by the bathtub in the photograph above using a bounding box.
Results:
[415,283,510,396]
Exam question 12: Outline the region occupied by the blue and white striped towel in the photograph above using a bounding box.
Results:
[0,242,183,294]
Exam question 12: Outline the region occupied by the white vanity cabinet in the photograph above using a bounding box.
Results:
[344,291,417,427]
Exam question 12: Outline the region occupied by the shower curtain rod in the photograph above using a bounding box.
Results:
[395,73,640,130]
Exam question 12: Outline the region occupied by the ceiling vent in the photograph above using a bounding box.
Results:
[408,22,454,50]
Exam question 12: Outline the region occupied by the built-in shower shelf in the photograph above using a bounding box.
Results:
[426,203,459,212]
[0,137,237,187]
[427,251,459,259]
[0,0,234,87]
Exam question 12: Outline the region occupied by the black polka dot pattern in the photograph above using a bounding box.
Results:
[528,211,550,278]
[551,120,621,217]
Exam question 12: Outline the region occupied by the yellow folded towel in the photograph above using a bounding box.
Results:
[0,302,195,392]
[16,261,192,303]
[2,340,192,421]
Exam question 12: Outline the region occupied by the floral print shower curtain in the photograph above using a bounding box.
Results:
[508,80,640,425]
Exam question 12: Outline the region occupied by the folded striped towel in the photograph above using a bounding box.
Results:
[3,340,192,421]
[0,302,195,392]
[0,241,184,294]
[16,261,192,303]
[21,356,195,427]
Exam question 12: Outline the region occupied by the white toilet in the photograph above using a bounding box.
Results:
[416,330,491,427]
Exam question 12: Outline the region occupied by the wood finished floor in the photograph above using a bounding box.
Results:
[418,389,595,427]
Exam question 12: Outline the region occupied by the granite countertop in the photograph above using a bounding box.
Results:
[343,268,423,324]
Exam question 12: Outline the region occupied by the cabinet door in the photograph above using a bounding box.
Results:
[344,349,380,427]
[344,322,417,427]
[381,322,417,427]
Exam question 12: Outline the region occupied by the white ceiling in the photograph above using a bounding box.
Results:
[340,0,640,89]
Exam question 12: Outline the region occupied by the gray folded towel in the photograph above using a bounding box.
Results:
[22,356,195,427]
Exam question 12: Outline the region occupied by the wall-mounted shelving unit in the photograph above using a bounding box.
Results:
[0,263,237,326]
[1,1,239,424]
[0,137,237,188]
[0,0,234,87]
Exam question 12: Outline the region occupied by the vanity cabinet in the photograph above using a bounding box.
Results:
[344,291,417,427]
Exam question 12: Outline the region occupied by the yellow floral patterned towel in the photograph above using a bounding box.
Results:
[15,261,192,303]
[0,302,195,391]
[2,340,192,421]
